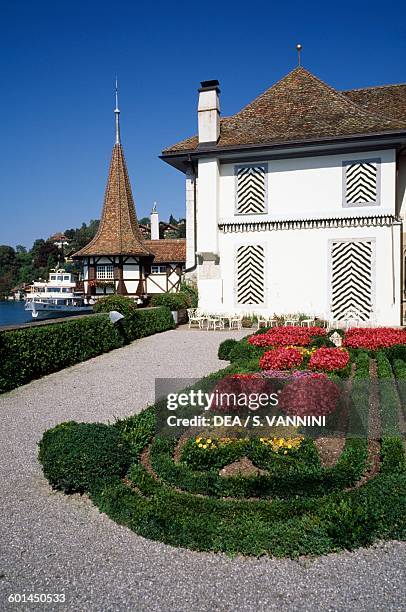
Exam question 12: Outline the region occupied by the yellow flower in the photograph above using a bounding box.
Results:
[198,443,203,448]
[284,450,288,455]
[202,444,207,449]
[207,438,212,444]
[196,437,201,444]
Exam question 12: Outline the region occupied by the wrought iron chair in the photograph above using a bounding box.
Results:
[206,313,225,331]
[284,315,300,326]
[229,313,243,330]
[187,308,206,329]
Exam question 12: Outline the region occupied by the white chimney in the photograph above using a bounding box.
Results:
[151,202,159,240]
[198,80,220,144]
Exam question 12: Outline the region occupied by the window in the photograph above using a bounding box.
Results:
[343,159,380,207]
[151,265,167,274]
[97,264,114,279]
[235,245,265,305]
[235,164,267,214]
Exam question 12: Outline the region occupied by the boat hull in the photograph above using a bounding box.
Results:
[24,301,93,319]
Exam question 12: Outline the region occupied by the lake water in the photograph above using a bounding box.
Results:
[0,301,33,326]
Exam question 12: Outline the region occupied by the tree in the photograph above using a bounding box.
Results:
[138,217,150,225]
[169,213,177,225]
[0,245,17,294]
[31,239,59,269]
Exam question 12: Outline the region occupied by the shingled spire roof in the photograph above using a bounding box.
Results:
[162,67,406,154]
[74,86,153,258]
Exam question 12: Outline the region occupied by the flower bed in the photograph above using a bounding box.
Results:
[259,347,303,370]
[309,347,350,372]
[38,326,406,558]
[278,372,340,417]
[248,325,326,348]
[344,327,406,350]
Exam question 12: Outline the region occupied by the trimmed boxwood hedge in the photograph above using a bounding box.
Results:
[38,421,131,493]
[0,306,174,393]
[146,434,368,499]
[37,340,406,558]
[217,338,238,360]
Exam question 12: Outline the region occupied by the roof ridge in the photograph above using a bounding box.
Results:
[343,82,406,92]
[233,66,403,128]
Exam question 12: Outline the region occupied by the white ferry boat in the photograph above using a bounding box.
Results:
[24,269,93,319]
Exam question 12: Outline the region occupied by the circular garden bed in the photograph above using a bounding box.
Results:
[38,326,406,558]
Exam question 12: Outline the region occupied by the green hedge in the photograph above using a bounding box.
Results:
[145,434,368,499]
[217,338,238,360]
[376,351,406,473]
[150,292,190,311]
[93,295,138,317]
[0,307,174,393]
[38,421,131,493]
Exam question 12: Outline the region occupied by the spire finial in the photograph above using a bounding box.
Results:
[114,77,121,145]
[296,43,302,66]
[152,201,157,213]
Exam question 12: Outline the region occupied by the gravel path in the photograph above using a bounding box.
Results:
[0,328,405,611]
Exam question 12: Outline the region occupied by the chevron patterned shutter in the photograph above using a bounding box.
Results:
[236,245,265,305]
[236,165,267,214]
[344,161,378,205]
[331,240,374,321]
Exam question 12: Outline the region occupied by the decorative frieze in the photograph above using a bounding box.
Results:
[219,214,398,233]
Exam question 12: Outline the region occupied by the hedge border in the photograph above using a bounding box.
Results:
[0,307,174,393]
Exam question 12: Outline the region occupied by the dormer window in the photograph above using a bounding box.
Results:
[235,164,268,214]
[343,158,380,207]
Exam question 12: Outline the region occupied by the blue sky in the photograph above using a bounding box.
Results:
[1,0,405,248]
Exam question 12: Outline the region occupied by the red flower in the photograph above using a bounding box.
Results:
[211,375,272,411]
[309,347,349,372]
[279,372,340,417]
[248,326,326,348]
[344,328,406,350]
[259,347,303,370]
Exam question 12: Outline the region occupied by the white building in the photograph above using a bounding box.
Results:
[161,68,406,325]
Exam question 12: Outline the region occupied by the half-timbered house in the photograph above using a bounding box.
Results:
[74,89,185,299]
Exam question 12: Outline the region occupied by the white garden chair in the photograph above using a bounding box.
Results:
[284,315,300,326]
[187,308,206,329]
[229,314,243,330]
[300,317,316,327]
[342,308,362,330]
[206,314,225,331]
[257,314,278,329]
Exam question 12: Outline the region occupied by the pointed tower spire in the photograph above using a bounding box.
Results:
[115,77,121,145]
[73,83,153,259]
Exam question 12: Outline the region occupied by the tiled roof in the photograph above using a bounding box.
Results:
[144,239,186,263]
[343,84,406,121]
[49,232,69,241]
[162,67,406,154]
[74,144,153,257]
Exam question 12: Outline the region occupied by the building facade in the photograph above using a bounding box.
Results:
[161,68,406,325]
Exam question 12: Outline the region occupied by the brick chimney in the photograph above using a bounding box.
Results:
[150,202,159,240]
[198,80,220,145]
